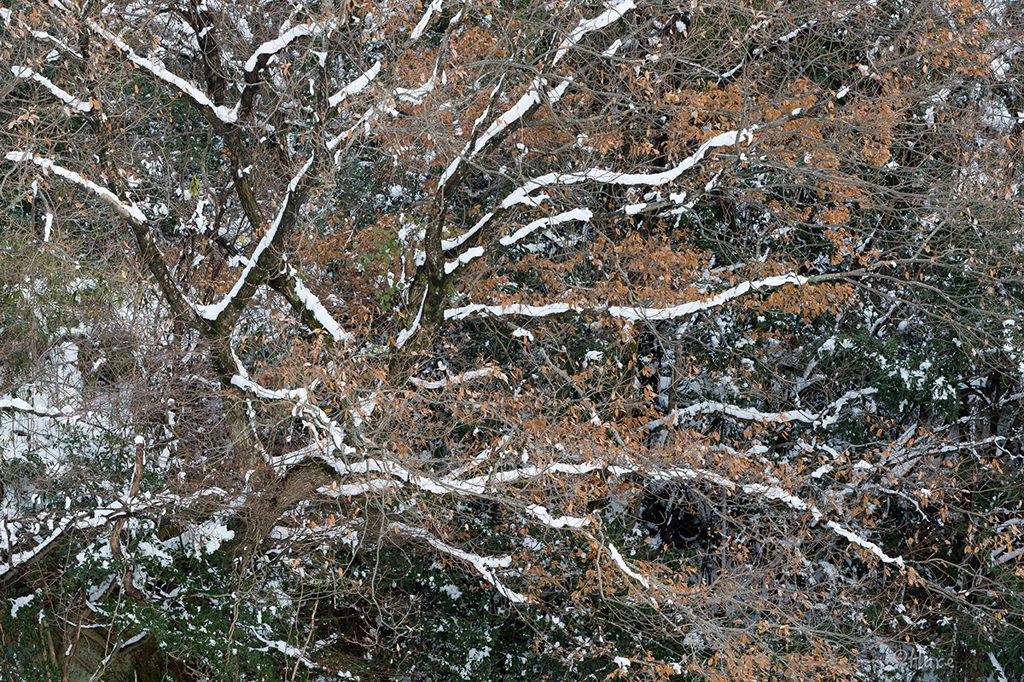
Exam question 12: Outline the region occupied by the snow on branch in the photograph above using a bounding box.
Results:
[197,155,315,321]
[230,374,310,406]
[645,401,815,430]
[604,541,651,589]
[275,436,906,571]
[244,20,336,74]
[86,19,239,124]
[551,0,636,65]
[446,272,807,322]
[409,0,445,40]
[825,521,905,567]
[228,349,342,446]
[427,0,641,193]
[0,396,69,419]
[11,66,92,112]
[644,388,878,430]
[718,19,818,83]
[5,153,201,321]
[446,302,577,321]
[471,79,572,160]
[4,152,147,224]
[498,209,594,247]
[391,522,528,602]
[444,246,485,275]
[436,79,572,196]
[395,286,428,350]
[28,28,82,60]
[0,514,77,580]
[394,61,439,105]
[483,459,904,569]
[410,367,508,389]
[641,465,905,568]
[501,129,754,209]
[327,61,382,107]
[608,272,809,320]
[280,264,352,343]
[445,436,511,478]
[251,632,318,669]
[525,504,589,529]
[0,502,139,580]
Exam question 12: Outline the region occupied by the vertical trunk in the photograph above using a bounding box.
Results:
[210,337,267,474]
[388,199,449,383]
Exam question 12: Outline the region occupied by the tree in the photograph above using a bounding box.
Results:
[2,0,1023,679]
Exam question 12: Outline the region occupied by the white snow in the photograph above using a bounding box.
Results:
[197,521,234,553]
[395,287,427,349]
[410,367,507,389]
[391,523,526,602]
[448,273,806,322]
[409,0,444,40]
[436,79,571,195]
[499,209,593,247]
[444,246,485,274]
[608,273,805,321]
[4,153,148,224]
[10,593,35,618]
[826,521,904,567]
[603,39,623,56]
[87,19,238,124]
[244,21,336,73]
[446,302,575,321]
[395,70,437,105]
[287,265,352,342]
[512,328,534,342]
[501,129,754,209]
[11,66,93,112]
[551,0,637,65]
[605,542,650,588]
[197,155,314,321]
[328,61,382,107]
[525,504,589,528]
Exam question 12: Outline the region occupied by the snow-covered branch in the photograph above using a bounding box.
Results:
[436,79,572,196]
[500,129,754,209]
[395,286,428,350]
[644,388,878,430]
[11,66,92,112]
[498,209,594,248]
[275,263,352,343]
[410,367,508,389]
[0,396,69,419]
[551,0,636,65]
[4,152,147,224]
[604,541,651,589]
[525,504,589,529]
[291,437,907,572]
[244,20,337,75]
[409,0,446,40]
[86,19,239,124]
[197,155,315,322]
[327,61,382,107]
[391,522,528,602]
[446,272,807,322]
[718,19,818,83]
[250,632,319,669]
